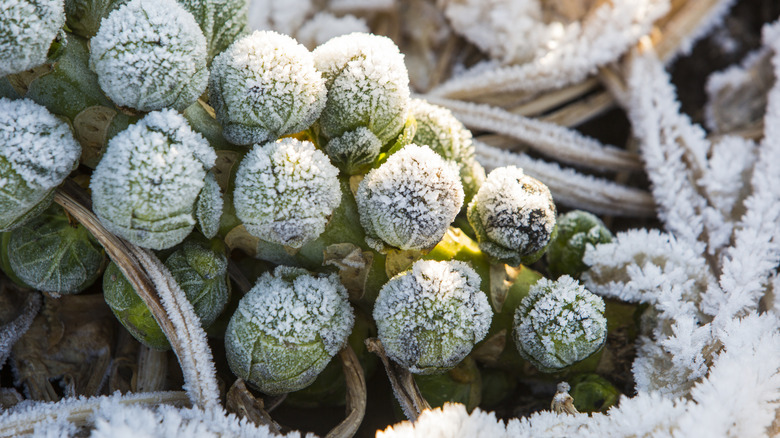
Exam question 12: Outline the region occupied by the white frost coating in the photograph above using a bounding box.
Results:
[356,144,463,252]
[195,171,224,239]
[409,99,474,163]
[296,12,369,50]
[373,260,491,374]
[313,32,410,146]
[513,276,606,372]
[91,110,216,250]
[0,0,64,76]
[378,403,509,438]
[468,166,555,264]
[225,266,354,394]
[89,0,208,111]
[209,30,326,146]
[233,138,341,248]
[0,98,81,231]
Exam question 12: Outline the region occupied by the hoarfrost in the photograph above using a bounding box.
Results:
[195,171,224,239]
[0,0,64,76]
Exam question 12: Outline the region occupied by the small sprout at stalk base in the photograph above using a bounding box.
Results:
[547,210,614,279]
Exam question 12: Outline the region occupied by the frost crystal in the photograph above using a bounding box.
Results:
[373,260,491,374]
[467,166,556,266]
[410,98,485,206]
[313,32,411,150]
[209,30,326,145]
[89,0,208,111]
[546,210,613,279]
[178,0,249,61]
[224,265,354,394]
[0,98,81,231]
[513,276,606,373]
[356,144,464,252]
[91,110,216,250]
[233,138,341,248]
[0,0,64,76]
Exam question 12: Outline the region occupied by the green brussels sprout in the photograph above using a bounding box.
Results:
[312,32,411,167]
[356,144,464,252]
[409,98,486,207]
[233,138,341,248]
[89,0,208,111]
[224,266,354,394]
[209,30,326,146]
[90,110,217,250]
[467,166,556,266]
[569,373,620,413]
[513,276,607,373]
[178,0,248,61]
[373,260,491,374]
[0,0,65,76]
[546,210,614,279]
[0,98,81,231]
[414,357,482,412]
[5,204,104,295]
[64,0,127,38]
[103,237,230,349]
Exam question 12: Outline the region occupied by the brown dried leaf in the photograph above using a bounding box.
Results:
[366,338,430,421]
[226,379,282,434]
[324,243,374,301]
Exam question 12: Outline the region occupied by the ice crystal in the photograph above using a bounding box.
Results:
[91,110,216,250]
[0,0,64,76]
[225,266,354,394]
[373,260,491,374]
[514,276,606,373]
[233,138,341,248]
[356,144,463,252]
[0,98,81,231]
[89,0,208,111]
[467,166,556,266]
[209,30,326,145]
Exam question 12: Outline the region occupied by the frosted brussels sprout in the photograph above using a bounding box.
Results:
[233,138,341,248]
[513,276,607,373]
[209,31,326,145]
[373,260,491,374]
[89,0,208,111]
[178,0,248,61]
[546,210,613,279]
[103,237,229,349]
[0,98,81,231]
[91,110,217,250]
[0,0,65,76]
[356,144,463,252]
[64,0,126,38]
[224,266,354,394]
[5,204,104,295]
[410,99,486,206]
[313,33,411,166]
[467,166,556,266]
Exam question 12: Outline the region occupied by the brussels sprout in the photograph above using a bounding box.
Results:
[356,144,464,252]
[209,30,326,146]
[409,98,486,207]
[0,98,81,231]
[312,32,411,168]
[546,210,614,279]
[6,204,104,295]
[90,110,217,250]
[103,237,230,349]
[178,0,248,61]
[569,373,620,413]
[89,0,208,111]
[373,260,492,374]
[224,266,354,394]
[467,166,556,266]
[64,0,127,38]
[233,138,341,248]
[0,0,65,76]
[513,276,607,373]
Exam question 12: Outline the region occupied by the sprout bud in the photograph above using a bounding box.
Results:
[64,0,126,38]
[233,138,341,248]
[91,110,216,250]
[513,276,607,373]
[546,210,613,279]
[0,0,65,76]
[467,166,556,266]
[224,266,354,394]
[356,144,463,252]
[89,0,208,111]
[209,30,326,146]
[313,32,411,164]
[178,0,248,61]
[0,98,81,231]
[373,260,492,374]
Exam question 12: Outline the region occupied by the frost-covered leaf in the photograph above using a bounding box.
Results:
[196,171,224,239]
[0,0,65,76]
